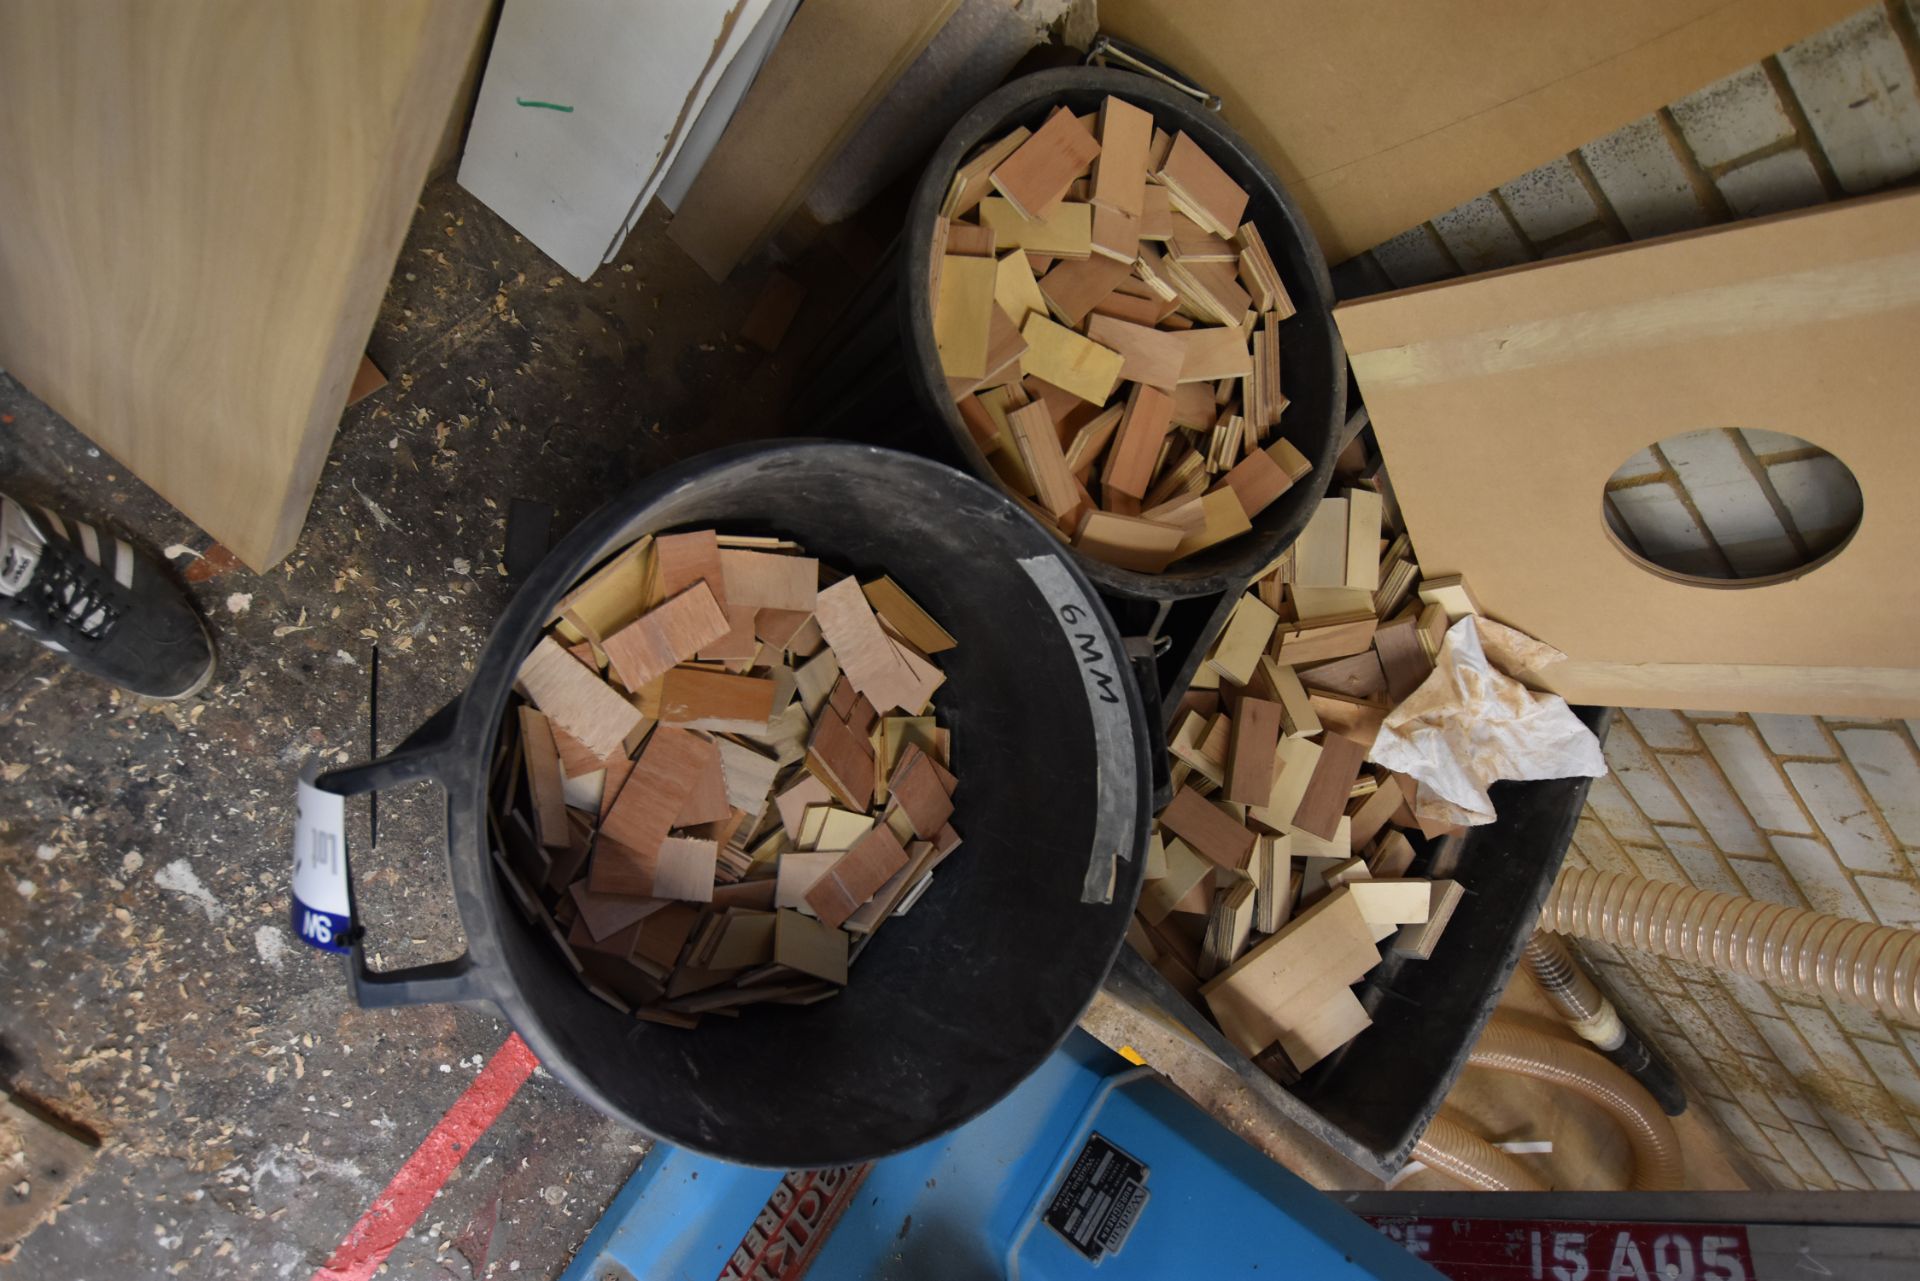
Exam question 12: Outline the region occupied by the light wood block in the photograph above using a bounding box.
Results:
[989,106,1101,218]
[1392,880,1464,959]
[1160,785,1255,870]
[1344,488,1382,592]
[1206,592,1279,686]
[1140,836,1212,925]
[934,254,998,379]
[718,549,818,612]
[1090,94,1152,217]
[1227,698,1283,805]
[1018,314,1125,405]
[1174,326,1253,382]
[994,250,1049,327]
[1294,498,1348,587]
[1038,254,1134,328]
[1073,511,1183,573]
[980,197,1092,258]
[517,637,646,759]
[1156,132,1249,238]
[1086,314,1185,389]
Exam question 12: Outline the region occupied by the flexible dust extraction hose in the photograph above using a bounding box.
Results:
[1413,1114,1547,1192]
[1543,867,1920,1024]
[1522,931,1687,1116]
[1470,1019,1686,1191]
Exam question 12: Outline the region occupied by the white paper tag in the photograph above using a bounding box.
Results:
[291,774,352,954]
[1017,555,1137,905]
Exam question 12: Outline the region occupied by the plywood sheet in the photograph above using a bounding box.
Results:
[1336,190,1920,713]
[0,0,489,571]
[1097,0,1859,262]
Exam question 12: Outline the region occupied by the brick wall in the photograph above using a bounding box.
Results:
[1353,1,1919,583]
[1346,2,1920,1190]
[1567,713,1920,1191]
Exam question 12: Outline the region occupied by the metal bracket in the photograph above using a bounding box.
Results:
[1084,35,1223,113]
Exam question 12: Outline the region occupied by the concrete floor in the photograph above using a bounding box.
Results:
[0,176,868,1279]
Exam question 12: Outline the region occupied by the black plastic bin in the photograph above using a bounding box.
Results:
[313,442,1154,1169]
[794,66,1347,602]
[1113,708,1614,1179]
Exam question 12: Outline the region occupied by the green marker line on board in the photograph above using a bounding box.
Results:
[515,97,574,112]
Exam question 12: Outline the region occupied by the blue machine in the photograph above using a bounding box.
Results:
[562,1031,1438,1280]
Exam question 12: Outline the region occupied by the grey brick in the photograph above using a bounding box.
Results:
[1815,1100,1887,1161]
[1853,1152,1910,1190]
[1745,1054,1821,1126]
[1583,774,1658,846]
[1739,427,1814,457]
[1660,752,1767,854]
[1753,713,1836,758]
[1859,1039,1920,1116]
[1795,1122,1870,1187]
[1778,7,1920,194]
[1570,815,1638,876]
[1717,147,1829,218]
[1857,875,1920,928]
[1753,1154,1800,1189]
[1763,1123,1838,1187]
[1832,728,1920,845]
[1370,224,1455,288]
[1606,724,1692,825]
[1431,194,1533,272]
[1767,455,1863,556]
[1890,1148,1920,1187]
[1622,837,1687,884]
[1823,995,1894,1046]
[1607,481,1724,578]
[1657,824,1745,894]
[1754,1012,1828,1080]
[1722,972,1783,1018]
[1624,707,1695,751]
[1782,1002,1877,1085]
[1769,833,1871,918]
[1580,115,1713,239]
[1687,982,1768,1057]
[1672,65,1798,169]
[1609,447,1664,480]
[1698,721,1815,834]
[1783,761,1902,873]
[1498,155,1601,243]
[1728,854,1811,908]
[1709,1097,1779,1158]
[1540,225,1618,259]
[1657,427,1801,576]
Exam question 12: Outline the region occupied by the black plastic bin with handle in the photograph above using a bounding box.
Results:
[310,441,1154,1169]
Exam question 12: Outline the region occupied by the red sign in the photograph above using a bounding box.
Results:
[1360,1217,1755,1281]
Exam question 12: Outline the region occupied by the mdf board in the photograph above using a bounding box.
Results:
[668,0,962,280]
[0,0,488,572]
[1336,190,1920,715]
[1096,0,1860,262]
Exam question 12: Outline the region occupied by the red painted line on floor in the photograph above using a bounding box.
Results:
[313,1032,540,1281]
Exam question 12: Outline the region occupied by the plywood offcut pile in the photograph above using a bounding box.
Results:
[492,530,962,1027]
[1131,483,1478,1076]
[932,96,1311,573]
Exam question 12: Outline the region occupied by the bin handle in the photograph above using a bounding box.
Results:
[312,700,497,1010]
[1084,35,1224,112]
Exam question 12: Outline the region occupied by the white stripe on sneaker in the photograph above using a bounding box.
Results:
[78,522,101,565]
[115,538,134,588]
[38,507,67,539]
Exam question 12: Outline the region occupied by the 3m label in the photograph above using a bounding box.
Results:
[1017,555,1136,905]
[1044,1132,1149,1263]
[291,776,352,953]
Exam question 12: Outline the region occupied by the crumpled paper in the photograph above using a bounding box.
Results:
[1368,616,1606,827]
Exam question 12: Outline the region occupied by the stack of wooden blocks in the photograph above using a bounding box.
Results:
[932,95,1310,573]
[491,530,963,1027]
[1131,485,1489,1076]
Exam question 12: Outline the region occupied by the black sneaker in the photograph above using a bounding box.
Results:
[0,493,216,700]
